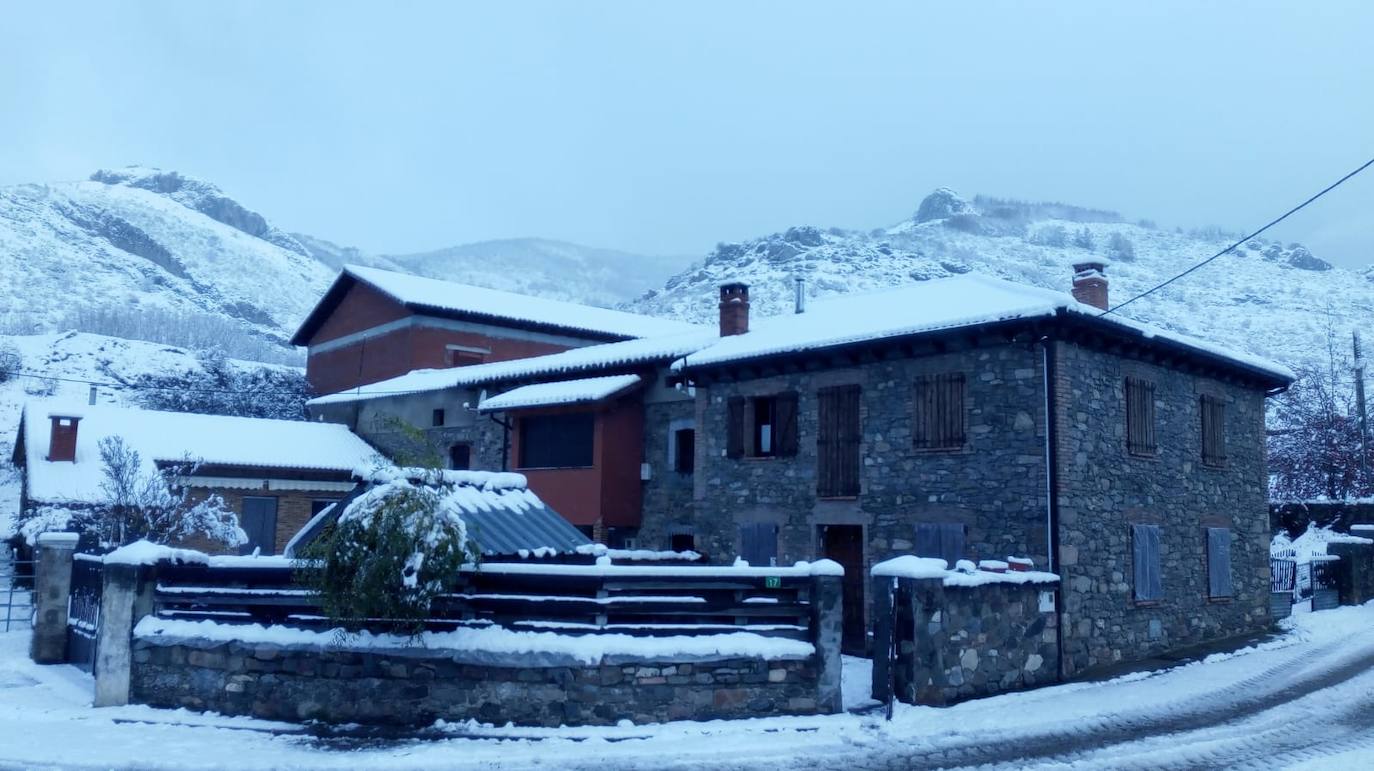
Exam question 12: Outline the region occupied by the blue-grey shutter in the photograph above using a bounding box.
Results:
[1208,527,1233,598]
[1133,524,1162,601]
[740,523,778,566]
[915,523,941,561]
[940,523,966,567]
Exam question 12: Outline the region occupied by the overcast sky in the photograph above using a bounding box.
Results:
[2,1,1371,266]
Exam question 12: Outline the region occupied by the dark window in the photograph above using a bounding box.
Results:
[670,533,696,553]
[576,525,595,539]
[726,397,746,459]
[913,373,966,451]
[1132,524,1163,601]
[432,408,445,427]
[674,428,695,473]
[448,349,485,367]
[449,443,472,470]
[752,396,777,456]
[309,499,338,517]
[817,384,861,497]
[914,522,966,567]
[1201,395,1226,467]
[1207,527,1233,598]
[518,413,594,468]
[739,522,779,566]
[1126,377,1158,457]
[240,496,279,556]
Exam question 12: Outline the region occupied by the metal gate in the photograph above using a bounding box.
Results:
[1,548,36,632]
[66,554,104,672]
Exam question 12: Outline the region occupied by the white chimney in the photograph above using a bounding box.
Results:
[794,276,806,314]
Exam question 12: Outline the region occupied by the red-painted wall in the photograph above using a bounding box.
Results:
[302,282,576,394]
[509,399,643,530]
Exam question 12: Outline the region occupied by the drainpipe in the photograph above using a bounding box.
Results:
[1041,334,1066,683]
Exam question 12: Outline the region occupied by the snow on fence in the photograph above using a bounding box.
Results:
[151,559,838,640]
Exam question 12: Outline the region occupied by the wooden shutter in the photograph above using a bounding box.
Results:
[1201,395,1226,467]
[817,385,861,497]
[914,373,966,450]
[1207,527,1233,598]
[914,523,941,560]
[1126,377,1157,456]
[914,522,965,568]
[726,397,745,459]
[739,522,779,567]
[1132,524,1162,601]
[775,391,800,457]
[240,497,278,556]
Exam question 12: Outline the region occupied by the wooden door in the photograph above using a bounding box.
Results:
[240,496,279,556]
[820,524,866,655]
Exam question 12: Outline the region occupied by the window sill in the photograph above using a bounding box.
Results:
[817,495,860,502]
[1201,462,1229,471]
[1127,452,1160,462]
[1207,596,1233,604]
[516,465,596,472]
[911,446,968,455]
[1131,599,1163,608]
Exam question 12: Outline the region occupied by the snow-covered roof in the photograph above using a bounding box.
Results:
[296,265,700,343]
[18,400,384,505]
[477,375,642,413]
[307,329,715,407]
[675,274,1294,383]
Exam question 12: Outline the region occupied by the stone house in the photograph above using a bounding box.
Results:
[11,401,383,555]
[668,266,1291,670]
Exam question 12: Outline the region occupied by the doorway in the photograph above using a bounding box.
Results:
[819,523,866,655]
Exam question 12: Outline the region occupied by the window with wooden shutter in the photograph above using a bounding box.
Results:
[914,522,966,568]
[1200,395,1226,468]
[913,373,966,451]
[1132,524,1163,602]
[1125,377,1157,457]
[674,428,695,473]
[817,384,861,497]
[774,391,799,457]
[726,397,745,459]
[1206,527,1233,598]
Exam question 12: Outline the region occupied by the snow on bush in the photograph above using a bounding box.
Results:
[95,435,246,549]
[1272,523,1373,565]
[300,466,480,634]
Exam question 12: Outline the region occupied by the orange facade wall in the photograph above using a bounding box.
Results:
[509,399,643,530]
[302,282,577,394]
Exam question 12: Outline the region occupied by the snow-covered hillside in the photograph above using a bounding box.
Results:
[0,331,302,538]
[296,236,691,308]
[629,189,1366,372]
[0,168,334,351]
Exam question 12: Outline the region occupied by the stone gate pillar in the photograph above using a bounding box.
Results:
[29,532,79,664]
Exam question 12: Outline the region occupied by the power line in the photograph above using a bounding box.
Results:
[1103,155,1374,316]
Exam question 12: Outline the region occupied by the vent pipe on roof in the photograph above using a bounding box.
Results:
[1071,259,1109,311]
[794,276,806,314]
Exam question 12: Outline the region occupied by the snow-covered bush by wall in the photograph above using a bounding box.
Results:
[299,466,480,634]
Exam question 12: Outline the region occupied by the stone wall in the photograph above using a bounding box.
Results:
[131,638,825,727]
[690,345,1052,569]
[638,399,698,550]
[874,575,1060,706]
[1052,341,1272,676]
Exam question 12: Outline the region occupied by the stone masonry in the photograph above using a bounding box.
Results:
[131,639,825,727]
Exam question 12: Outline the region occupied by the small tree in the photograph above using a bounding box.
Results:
[1106,232,1136,262]
[0,340,20,384]
[1072,227,1095,250]
[96,436,247,548]
[300,467,479,635]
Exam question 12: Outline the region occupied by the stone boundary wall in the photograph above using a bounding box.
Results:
[873,575,1060,706]
[131,636,823,727]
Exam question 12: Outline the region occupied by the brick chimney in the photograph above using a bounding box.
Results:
[47,414,81,462]
[719,282,750,336]
[1071,260,1109,310]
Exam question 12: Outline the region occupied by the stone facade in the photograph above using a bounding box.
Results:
[874,576,1060,706]
[1052,341,1272,676]
[130,638,826,727]
[638,398,698,550]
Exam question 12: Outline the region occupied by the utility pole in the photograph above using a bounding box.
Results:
[1354,331,1369,487]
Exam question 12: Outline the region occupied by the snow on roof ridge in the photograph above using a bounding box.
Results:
[342,264,702,339]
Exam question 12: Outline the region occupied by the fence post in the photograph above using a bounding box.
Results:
[29,532,79,664]
[94,561,157,707]
[810,573,843,714]
[870,574,893,704]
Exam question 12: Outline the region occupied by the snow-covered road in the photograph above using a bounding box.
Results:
[0,605,1372,770]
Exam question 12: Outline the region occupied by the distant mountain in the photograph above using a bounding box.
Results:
[0,167,334,355]
[293,236,692,308]
[628,189,1362,373]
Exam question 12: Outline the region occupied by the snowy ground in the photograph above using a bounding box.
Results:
[2,606,1374,770]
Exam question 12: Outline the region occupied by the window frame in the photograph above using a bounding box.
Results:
[449,443,472,471]
[1125,377,1158,458]
[913,372,967,452]
[431,408,446,427]
[673,427,695,473]
[516,412,595,469]
[1200,394,1227,468]
[1205,527,1233,600]
[1131,523,1163,604]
